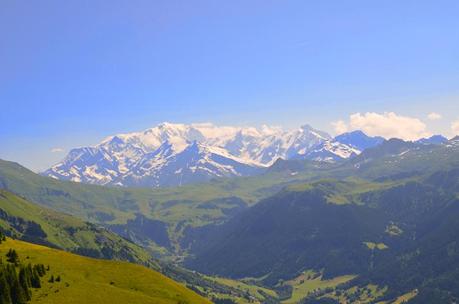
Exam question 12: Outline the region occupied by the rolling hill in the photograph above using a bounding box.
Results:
[0,189,154,266]
[0,238,210,304]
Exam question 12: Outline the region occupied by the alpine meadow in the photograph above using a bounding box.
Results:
[1,1,459,303]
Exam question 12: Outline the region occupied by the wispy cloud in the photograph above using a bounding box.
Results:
[427,112,442,121]
[51,148,64,153]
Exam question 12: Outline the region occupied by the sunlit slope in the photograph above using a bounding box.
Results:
[0,189,154,266]
[0,238,211,304]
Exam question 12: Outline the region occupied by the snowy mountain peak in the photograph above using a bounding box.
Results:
[44,122,372,187]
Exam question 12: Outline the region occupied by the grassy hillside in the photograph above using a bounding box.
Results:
[0,189,154,266]
[0,190,271,304]
[0,238,210,304]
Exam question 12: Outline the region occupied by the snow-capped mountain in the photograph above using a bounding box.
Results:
[43,122,383,187]
[297,130,385,162]
[122,141,263,187]
[302,140,361,162]
[213,124,331,165]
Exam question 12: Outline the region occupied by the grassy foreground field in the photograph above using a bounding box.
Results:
[0,238,211,304]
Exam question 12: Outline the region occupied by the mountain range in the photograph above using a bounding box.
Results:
[43,123,395,187]
[1,134,459,303]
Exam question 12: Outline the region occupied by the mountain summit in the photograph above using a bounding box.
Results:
[43,123,382,187]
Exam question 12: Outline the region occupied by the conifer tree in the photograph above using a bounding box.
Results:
[30,268,40,288]
[0,266,12,304]
[25,265,33,287]
[6,250,19,265]
[33,264,45,277]
[0,250,46,304]
[18,267,31,301]
[6,264,28,304]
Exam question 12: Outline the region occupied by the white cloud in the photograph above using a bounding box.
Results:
[334,112,431,141]
[452,120,459,136]
[331,120,348,135]
[51,148,64,153]
[427,112,442,120]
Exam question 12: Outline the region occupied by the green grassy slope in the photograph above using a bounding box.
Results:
[0,189,268,304]
[0,238,211,304]
[0,189,154,266]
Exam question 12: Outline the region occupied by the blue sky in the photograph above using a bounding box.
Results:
[1,0,459,171]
